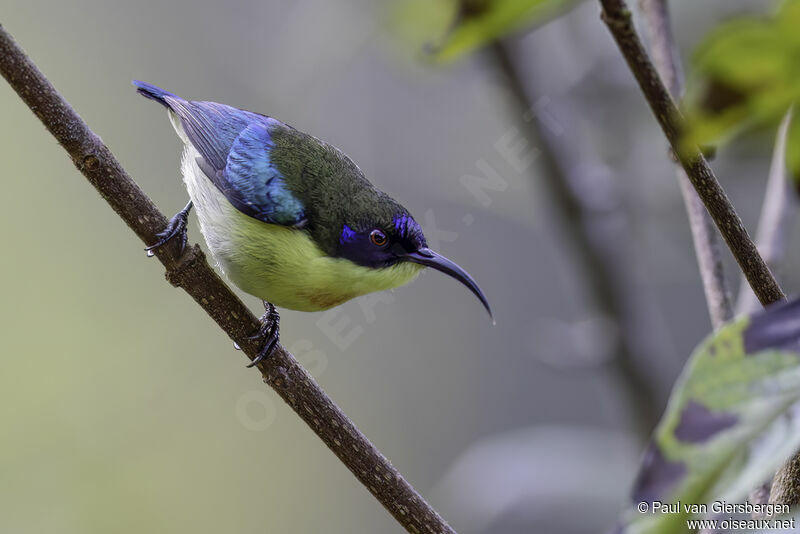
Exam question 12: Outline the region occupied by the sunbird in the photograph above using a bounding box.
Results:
[134,81,492,365]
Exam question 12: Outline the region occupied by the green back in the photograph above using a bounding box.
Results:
[269,125,409,255]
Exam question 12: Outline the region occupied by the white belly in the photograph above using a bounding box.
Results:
[177,145,422,311]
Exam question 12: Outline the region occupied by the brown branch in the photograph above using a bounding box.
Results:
[605,0,800,511]
[639,0,733,330]
[759,109,799,508]
[0,24,455,534]
[598,0,786,307]
[736,108,796,315]
[490,40,661,435]
[770,454,800,507]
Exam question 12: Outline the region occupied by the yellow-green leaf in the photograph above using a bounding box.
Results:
[618,298,800,534]
[393,0,584,63]
[684,0,800,171]
[436,0,583,61]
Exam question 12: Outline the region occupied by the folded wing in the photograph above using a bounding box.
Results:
[134,81,306,227]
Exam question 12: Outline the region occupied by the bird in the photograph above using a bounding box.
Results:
[133,81,492,366]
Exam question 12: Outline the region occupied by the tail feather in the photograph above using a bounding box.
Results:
[133,80,179,108]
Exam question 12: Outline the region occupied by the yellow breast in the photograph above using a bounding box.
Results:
[223,216,423,311]
[180,145,422,311]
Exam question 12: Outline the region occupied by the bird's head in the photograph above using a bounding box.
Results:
[335,200,493,320]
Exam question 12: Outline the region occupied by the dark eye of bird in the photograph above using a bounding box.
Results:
[369,229,388,248]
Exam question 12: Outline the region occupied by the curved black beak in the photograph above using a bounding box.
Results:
[402,247,494,322]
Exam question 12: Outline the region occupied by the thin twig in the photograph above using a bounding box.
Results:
[736,107,797,515]
[757,108,799,508]
[0,24,455,534]
[602,0,799,511]
[639,0,733,329]
[598,0,786,307]
[736,108,796,315]
[491,40,661,435]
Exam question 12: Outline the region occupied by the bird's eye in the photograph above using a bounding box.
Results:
[369,229,388,247]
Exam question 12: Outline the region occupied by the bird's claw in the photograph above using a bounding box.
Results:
[246,301,280,368]
[146,201,193,256]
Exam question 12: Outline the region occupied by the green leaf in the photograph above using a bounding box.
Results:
[392,0,584,63]
[436,0,584,61]
[618,298,800,534]
[683,0,800,174]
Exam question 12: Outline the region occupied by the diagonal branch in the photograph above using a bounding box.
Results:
[639,0,733,329]
[0,24,455,534]
[736,108,796,316]
[756,109,799,507]
[602,0,799,511]
[598,0,786,307]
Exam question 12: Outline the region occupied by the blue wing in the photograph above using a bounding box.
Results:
[219,122,306,226]
[134,81,306,227]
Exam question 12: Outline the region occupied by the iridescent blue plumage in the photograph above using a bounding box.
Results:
[393,213,424,243]
[133,80,306,227]
[223,122,306,225]
[339,224,358,245]
[134,80,493,324]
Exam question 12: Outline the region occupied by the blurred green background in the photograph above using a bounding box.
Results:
[0,0,791,533]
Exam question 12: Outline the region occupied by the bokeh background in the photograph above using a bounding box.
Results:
[0,0,791,533]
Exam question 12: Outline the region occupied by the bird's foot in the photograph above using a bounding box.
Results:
[246,301,280,368]
[146,201,193,256]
